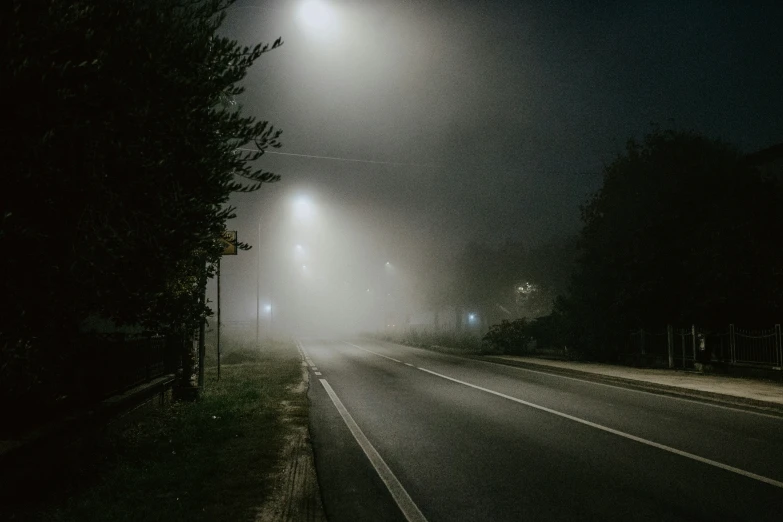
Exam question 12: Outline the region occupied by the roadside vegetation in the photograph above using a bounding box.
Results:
[2,0,282,413]
[373,329,488,354]
[3,339,305,522]
[414,130,783,361]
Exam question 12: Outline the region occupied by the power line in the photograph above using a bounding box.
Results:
[235,147,441,168]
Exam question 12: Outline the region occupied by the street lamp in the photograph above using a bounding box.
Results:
[294,196,314,220]
[298,0,338,35]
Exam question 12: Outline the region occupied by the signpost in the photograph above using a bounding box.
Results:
[216,231,238,380]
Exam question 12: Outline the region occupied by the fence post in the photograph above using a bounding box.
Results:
[681,330,686,369]
[691,324,697,365]
[776,324,782,369]
[146,335,152,382]
[667,325,674,369]
[729,324,736,364]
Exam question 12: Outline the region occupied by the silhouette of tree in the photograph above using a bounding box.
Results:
[1,0,281,349]
[563,129,783,357]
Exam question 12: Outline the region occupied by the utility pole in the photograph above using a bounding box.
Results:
[217,257,221,380]
[198,261,207,391]
[256,220,260,347]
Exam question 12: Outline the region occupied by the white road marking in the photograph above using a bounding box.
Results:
[473,357,783,419]
[404,363,414,367]
[314,371,322,376]
[416,366,783,490]
[345,342,402,363]
[319,379,429,522]
[354,338,782,420]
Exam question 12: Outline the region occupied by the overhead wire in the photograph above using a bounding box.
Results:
[235,147,441,168]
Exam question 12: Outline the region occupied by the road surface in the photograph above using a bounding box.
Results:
[302,338,783,521]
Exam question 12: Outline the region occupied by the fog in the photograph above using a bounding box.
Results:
[213,186,429,338]
[209,0,783,339]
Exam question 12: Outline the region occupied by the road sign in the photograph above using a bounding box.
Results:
[221,230,238,255]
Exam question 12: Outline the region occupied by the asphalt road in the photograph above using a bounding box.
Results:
[302,338,783,522]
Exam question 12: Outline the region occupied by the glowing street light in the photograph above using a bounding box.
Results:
[298,0,338,36]
[293,196,314,220]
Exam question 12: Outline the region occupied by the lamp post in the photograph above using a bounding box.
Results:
[256,220,261,346]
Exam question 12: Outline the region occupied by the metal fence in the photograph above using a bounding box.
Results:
[629,324,783,371]
[75,334,179,400]
[733,326,782,367]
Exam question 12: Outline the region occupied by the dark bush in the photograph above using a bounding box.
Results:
[482,319,533,354]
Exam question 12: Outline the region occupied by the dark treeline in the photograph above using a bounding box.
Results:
[419,130,783,360]
[1,0,279,414]
[562,130,783,358]
[417,238,577,330]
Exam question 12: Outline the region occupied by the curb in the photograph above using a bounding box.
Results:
[479,356,783,415]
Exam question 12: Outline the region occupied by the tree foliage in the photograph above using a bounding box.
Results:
[1,0,281,347]
[419,240,575,327]
[563,130,783,357]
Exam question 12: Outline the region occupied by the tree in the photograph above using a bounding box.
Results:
[564,129,783,357]
[418,240,575,331]
[1,0,282,388]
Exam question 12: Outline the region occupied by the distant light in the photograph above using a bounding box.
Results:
[298,1,337,34]
[302,265,307,269]
[296,244,303,251]
[366,288,370,292]
[265,305,272,312]
[385,261,390,266]
[469,314,476,320]
[293,196,314,220]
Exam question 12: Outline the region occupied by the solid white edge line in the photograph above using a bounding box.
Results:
[416,366,783,490]
[319,379,429,522]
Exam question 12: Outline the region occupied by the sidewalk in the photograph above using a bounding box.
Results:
[484,355,783,412]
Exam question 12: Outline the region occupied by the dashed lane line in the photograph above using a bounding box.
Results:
[345,342,402,363]
[341,340,783,490]
[416,366,783,490]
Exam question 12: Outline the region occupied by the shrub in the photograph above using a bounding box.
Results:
[482,319,533,354]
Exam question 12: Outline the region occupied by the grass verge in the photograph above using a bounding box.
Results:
[7,339,305,522]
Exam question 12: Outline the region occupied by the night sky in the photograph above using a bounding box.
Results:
[215,0,783,323]
[224,0,783,244]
